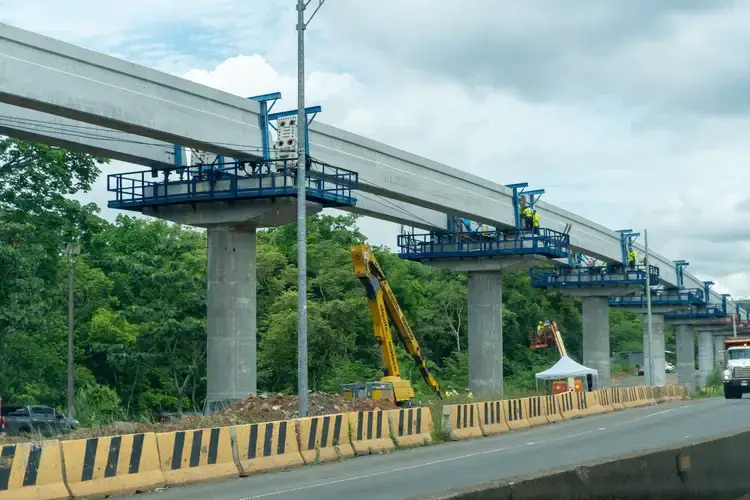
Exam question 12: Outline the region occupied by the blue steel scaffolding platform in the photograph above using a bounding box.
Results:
[107,158,358,211]
[609,288,706,308]
[397,227,570,261]
[397,181,570,261]
[530,264,659,289]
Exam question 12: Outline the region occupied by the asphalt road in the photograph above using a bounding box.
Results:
[127,397,749,500]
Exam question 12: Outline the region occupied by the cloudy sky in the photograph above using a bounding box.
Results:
[1,0,749,296]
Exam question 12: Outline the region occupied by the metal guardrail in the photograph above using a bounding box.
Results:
[665,305,729,320]
[609,288,705,307]
[107,158,358,210]
[530,264,660,288]
[396,227,570,260]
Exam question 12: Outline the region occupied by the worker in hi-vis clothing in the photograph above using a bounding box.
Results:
[627,248,637,270]
[532,211,540,234]
[445,385,458,397]
[522,205,534,230]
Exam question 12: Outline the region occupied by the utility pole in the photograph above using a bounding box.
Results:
[644,230,653,386]
[296,0,326,418]
[66,243,80,419]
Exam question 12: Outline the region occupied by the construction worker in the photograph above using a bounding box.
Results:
[465,388,473,399]
[522,205,534,230]
[627,248,637,270]
[532,210,540,234]
[445,385,458,398]
[537,321,544,337]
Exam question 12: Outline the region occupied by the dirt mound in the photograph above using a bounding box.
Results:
[226,391,397,422]
[0,392,398,444]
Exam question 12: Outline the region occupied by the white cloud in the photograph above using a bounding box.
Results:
[3,0,750,298]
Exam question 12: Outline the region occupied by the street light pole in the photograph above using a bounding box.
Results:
[644,230,653,386]
[66,243,80,419]
[296,0,325,418]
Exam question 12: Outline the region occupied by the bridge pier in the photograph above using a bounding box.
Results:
[429,257,547,397]
[205,226,258,412]
[643,313,666,386]
[698,330,714,388]
[581,296,611,388]
[675,324,695,392]
[467,270,504,395]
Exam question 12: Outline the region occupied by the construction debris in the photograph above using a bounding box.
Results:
[0,391,398,444]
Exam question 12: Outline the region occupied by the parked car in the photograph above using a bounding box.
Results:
[665,362,675,373]
[0,405,79,436]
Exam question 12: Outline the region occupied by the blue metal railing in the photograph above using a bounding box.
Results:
[665,305,728,320]
[397,227,570,260]
[609,288,705,307]
[530,264,659,288]
[107,159,358,210]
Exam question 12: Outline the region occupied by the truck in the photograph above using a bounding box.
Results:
[722,338,750,399]
[0,405,79,436]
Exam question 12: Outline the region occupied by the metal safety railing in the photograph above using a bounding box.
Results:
[530,264,660,288]
[396,227,570,260]
[609,287,705,307]
[107,158,358,209]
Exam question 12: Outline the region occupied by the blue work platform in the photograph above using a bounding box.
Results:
[107,159,358,210]
[396,227,570,261]
[530,264,659,289]
[609,288,706,308]
[664,305,728,320]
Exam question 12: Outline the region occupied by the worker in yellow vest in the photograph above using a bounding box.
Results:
[522,206,534,230]
[627,249,637,270]
[532,211,540,235]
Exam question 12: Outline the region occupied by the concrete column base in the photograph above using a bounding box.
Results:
[468,271,503,396]
[676,324,695,393]
[582,296,611,388]
[205,226,257,413]
[643,313,666,386]
[698,330,715,388]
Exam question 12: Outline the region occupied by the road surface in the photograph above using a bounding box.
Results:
[127,397,748,500]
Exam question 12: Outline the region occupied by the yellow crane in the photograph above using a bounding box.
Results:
[343,243,442,405]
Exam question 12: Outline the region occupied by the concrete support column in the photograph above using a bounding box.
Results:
[675,325,695,393]
[468,271,503,396]
[698,330,714,388]
[642,313,666,386]
[582,296,610,388]
[205,226,257,412]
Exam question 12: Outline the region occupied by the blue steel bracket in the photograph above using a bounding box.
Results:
[674,260,689,289]
[106,158,358,210]
[249,92,282,163]
[530,264,659,289]
[396,227,570,261]
[609,287,706,308]
[505,182,545,232]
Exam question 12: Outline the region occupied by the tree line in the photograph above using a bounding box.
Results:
[0,139,650,422]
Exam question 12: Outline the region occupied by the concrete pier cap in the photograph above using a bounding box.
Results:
[145,197,324,414]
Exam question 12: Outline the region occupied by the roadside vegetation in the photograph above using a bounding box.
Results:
[1,138,651,431]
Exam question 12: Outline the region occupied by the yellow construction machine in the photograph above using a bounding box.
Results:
[343,243,442,406]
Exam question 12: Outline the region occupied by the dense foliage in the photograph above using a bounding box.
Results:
[0,139,647,420]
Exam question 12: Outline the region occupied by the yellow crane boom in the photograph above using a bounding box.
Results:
[351,243,442,402]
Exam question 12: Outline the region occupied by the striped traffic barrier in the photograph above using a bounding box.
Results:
[349,411,394,455]
[233,420,303,476]
[522,397,548,426]
[0,440,69,500]
[543,395,563,423]
[61,432,165,499]
[297,414,354,464]
[442,403,483,440]
[156,427,238,486]
[386,408,432,447]
[478,400,509,435]
[504,399,531,429]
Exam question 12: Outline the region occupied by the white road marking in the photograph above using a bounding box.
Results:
[232,403,693,499]
[598,428,606,431]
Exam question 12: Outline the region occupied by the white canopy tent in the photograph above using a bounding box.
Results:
[535,355,600,390]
